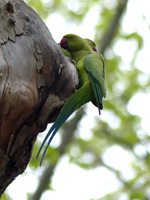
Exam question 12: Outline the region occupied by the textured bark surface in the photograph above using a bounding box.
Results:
[0,0,79,196]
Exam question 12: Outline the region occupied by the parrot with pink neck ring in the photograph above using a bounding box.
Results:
[37,34,106,165]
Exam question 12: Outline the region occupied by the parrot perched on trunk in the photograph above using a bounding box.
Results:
[37,34,106,165]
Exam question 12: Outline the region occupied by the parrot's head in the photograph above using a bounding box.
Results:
[60,34,85,53]
[84,38,98,52]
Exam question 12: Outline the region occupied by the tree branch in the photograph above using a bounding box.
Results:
[100,0,129,55]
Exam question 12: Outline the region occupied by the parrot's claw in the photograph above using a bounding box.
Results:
[70,59,76,65]
[58,63,65,79]
[66,57,76,66]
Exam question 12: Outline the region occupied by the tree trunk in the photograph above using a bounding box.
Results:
[0,0,79,196]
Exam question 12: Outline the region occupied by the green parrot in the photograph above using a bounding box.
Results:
[37,34,106,165]
[84,38,98,52]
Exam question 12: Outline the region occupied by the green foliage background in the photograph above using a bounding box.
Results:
[3,0,150,200]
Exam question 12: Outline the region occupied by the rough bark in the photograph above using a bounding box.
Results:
[0,0,79,196]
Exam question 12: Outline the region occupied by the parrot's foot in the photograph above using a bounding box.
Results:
[70,59,76,65]
[58,63,65,79]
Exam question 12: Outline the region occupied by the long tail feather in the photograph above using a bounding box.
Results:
[36,111,67,160]
[37,83,93,165]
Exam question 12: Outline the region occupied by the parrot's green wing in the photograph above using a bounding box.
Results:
[84,52,106,114]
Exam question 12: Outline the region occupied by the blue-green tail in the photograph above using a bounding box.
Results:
[37,111,70,165]
[37,83,93,165]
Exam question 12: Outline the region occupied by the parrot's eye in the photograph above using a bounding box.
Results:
[90,41,93,44]
[70,36,74,39]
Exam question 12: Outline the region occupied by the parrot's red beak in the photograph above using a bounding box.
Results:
[60,38,69,50]
[60,38,67,46]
